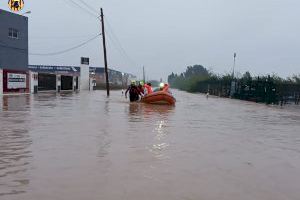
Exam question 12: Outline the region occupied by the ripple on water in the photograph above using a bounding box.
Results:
[0,91,300,200]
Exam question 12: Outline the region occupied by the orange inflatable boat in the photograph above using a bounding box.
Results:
[142,91,176,105]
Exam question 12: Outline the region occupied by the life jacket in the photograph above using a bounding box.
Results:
[137,86,144,94]
[129,86,138,95]
[144,84,153,94]
[162,84,170,92]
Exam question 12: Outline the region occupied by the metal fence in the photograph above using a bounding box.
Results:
[196,77,300,105]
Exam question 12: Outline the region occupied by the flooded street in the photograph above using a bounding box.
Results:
[1,90,300,200]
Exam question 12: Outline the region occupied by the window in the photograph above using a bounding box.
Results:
[8,28,19,39]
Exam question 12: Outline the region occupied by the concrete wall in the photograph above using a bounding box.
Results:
[29,71,38,93]
[0,9,28,71]
[57,75,61,92]
[80,64,90,90]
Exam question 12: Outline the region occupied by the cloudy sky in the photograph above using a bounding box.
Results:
[1,0,299,80]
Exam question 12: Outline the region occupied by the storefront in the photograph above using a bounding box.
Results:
[38,73,56,91]
[61,75,73,91]
[28,65,80,92]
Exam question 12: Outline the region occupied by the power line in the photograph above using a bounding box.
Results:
[0,40,27,51]
[30,34,100,56]
[105,28,135,67]
[104,17,138,67]
[29,34,100,40]
[69,0,98,17]
[105,32,128,70]
[62,0,98,18]
[78,0,99,14]
[0,43,27,51]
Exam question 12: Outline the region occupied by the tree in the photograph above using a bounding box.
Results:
[242,71,252,81]
[184,65,209,78]
[292,74,300,84]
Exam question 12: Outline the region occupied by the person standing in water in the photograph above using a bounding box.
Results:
[125,81,142,102]
[206,92,209,99]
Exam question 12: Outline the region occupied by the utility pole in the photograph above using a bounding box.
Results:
[230,52,237,98]
[143,66,145,83]
[232,52,237,79]
[100,8,110,96]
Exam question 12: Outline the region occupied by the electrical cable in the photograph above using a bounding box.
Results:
[0,40,27,51]
[30,34,100,56]
[104,17,138,67]
[29,34,100,40]
[69,0,98,17]
[105,32,128,71]
[77,0,99,14]
[62,0,98,18]
[105,30,132,67]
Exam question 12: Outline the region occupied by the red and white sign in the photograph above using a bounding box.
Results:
[7,73,27,89]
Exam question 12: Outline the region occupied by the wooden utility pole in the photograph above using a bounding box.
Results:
[143,66,145,83]
[100,8,110,96]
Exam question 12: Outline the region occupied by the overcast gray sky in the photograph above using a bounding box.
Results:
[1,0,299,80]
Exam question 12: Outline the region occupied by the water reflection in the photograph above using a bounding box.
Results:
[104,99,111,116]
[128,103,175,119]
[0,95,32,197]
[1,95,31,111]
[97,128,111,158]
[128,103,142,121]
[149,119,170,160]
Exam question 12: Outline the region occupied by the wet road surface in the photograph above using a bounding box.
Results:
[0,90,300,200]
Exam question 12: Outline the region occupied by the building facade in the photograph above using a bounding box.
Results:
[90,67,136,89]
[0,9,29,94]
[28,65,81,92]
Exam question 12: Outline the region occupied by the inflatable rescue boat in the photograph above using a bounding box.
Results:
[141,91,176,105]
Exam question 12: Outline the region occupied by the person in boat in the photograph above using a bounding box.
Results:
[162,83,170,92]
[152,83,170,93]
[158,83,170,92]
[144,83,153,95]
[125,81,141,102]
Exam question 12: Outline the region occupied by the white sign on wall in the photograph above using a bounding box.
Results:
[7,73,27,89]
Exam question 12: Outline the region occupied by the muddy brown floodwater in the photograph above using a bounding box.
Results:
[0,90,300,200]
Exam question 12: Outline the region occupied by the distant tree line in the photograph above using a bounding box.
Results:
[168,65,300,105]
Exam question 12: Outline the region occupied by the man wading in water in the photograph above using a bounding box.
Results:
[125,81,141,102]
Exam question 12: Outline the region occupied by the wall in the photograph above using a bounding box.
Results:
[80,64,90,90]
[0,9,28,71]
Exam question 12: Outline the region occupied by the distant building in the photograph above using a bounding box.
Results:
[90,67,136,88]
[0,9,29,94]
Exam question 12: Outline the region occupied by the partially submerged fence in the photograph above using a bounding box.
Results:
[196,76,300,105]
